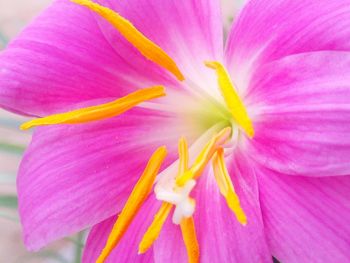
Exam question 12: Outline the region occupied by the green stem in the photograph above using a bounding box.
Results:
[0,142,26,155]
[0,195,18,208]
[74,232,84,263]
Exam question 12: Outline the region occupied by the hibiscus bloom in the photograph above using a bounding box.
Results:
[1,0,350,262]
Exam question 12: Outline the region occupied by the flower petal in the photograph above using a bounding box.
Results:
[152,213,188,263]
[225,0,350,92]
[246,51,350,176]
[0,0,177,117]
[82,196,160,263]
[153,153,271,263]
[95,0,224,97]
[257,167,350,262]
[17,107,190,250]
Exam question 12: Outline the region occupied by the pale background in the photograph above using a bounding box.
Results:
[0,0,244,262]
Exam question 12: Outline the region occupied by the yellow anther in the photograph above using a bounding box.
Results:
[176,127,231,186]
[205,61,254,138]
[71,0,184,81]
[138,137,190,254]
[178,137,189,176]
[97,146,167,263]
[21,86,165,130]
[212,148,247,225]
[138,202,173,254]
[180,217,199,263]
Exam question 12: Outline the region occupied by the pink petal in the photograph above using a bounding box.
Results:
[18,107,190,250]
[225,0,350,86]
[1,0,224,117]
[152,213,187,262]
[82,196,160,263]
[95,0,223,96]
[245,52,350,177]
[0,0,178,117]
[257,167,350,262]
[153,153,271,263]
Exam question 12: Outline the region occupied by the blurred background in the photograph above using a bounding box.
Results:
[0,0,243,262]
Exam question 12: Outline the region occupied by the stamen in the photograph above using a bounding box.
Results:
[21,86,165,130]
[176,127,231,186]
[212,148,247,225]
[71,0,185,81]
[205,61,254,138]
[97,146,167,263]
[180,217,199,263]
[178,137,189,176]
[138,202,173,254]
[138,137,190,253]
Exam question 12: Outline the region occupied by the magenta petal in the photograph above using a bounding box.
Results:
[226,0,350,75]
[83,196,160,263]
[17,107,185,250]
[154,153,271,263]
[246,52,350,176]
[153,214,187,262]
[257,167,350,262]
[0,0,176,117]
[96,0,223,92]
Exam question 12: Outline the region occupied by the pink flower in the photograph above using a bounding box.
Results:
[1,0,350,262]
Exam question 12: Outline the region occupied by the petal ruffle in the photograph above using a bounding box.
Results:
[245,51,350,176]
[18,107,190,250]
[0,0,177,117]
[82,196,160,263]
[225,0,350,90]
[153,153,271,263]
[257,167,350,262]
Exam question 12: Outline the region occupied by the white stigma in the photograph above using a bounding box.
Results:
[155,179,196,224]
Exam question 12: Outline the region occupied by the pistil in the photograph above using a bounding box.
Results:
[180,217,200,263]
[140,128,231,262]
[177,138,199,263]
[140,136,199,261]
[18,2,255,262]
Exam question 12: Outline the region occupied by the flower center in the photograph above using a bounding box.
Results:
[20,1,255,263]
